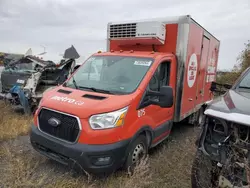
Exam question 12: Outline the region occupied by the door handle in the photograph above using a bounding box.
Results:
[188,98,193,101]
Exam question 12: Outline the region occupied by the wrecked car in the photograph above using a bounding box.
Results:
[0,52,24,92]
[191,66,250,188]
[0,52,24,67]
[0,46,80,114]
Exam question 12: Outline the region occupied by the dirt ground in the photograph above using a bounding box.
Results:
[0,102,199,188]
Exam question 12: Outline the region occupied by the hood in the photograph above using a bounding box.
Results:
[40,86,135,119]
[205,89,250,126]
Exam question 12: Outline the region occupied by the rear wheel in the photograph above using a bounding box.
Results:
[124,135,148,173]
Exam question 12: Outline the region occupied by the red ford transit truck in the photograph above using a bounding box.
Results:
[30,15,220,174]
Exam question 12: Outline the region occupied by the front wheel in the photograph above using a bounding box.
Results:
[191,150,220,188]
[124,135,148,173]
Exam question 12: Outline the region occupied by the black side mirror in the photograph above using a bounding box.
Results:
[159,86,174,108]
[147,86,174,108]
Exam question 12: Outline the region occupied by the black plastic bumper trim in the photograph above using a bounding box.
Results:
[30,124,130,175]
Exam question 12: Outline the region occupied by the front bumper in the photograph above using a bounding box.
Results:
[30,124,130,175]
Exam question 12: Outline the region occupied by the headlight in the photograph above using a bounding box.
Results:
[89,106,129,130]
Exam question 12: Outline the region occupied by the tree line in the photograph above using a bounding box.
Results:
[216,40,250,84]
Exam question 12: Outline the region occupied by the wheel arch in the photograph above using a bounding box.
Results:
[124,125,154,157]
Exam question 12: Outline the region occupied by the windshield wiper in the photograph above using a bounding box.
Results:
[71,76,79,89]
[22,70,34,73]
[78,86,114,94]
[239,86,250,89]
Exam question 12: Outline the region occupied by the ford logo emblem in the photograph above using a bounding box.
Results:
[48,117,61,127]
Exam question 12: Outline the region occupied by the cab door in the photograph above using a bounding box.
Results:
[138,58,175,144]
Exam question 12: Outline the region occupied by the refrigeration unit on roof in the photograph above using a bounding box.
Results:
[108,21,166,45]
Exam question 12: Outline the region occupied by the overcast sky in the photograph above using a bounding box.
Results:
[0,0,249,70]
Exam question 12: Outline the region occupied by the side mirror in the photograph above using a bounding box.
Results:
[159,86,174,108]
[147,86,174,108]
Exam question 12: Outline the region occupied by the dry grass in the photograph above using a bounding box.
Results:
[1,143,153,188]
[0,101,198,188]
[0,101,32,141]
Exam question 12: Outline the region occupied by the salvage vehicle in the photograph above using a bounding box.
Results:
[0,52,24,92]
[0,46,80,114]
[30,15,220,175]
[0,52,24,66]
[191,66,250,188]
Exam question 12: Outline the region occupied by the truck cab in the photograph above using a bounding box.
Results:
[30,15,220,175]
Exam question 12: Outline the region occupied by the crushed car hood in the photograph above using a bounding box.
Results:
[39,86,135,119]
[205,89,250,126]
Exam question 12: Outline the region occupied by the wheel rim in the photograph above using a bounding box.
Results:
[132,143,145,164]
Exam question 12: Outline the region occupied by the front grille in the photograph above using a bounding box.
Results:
[109,23,137,38]
[38,108,80,143]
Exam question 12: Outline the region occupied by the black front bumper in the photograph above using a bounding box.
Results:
[30,124,130,175]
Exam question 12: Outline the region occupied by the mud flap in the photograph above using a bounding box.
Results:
[9,85,31,114]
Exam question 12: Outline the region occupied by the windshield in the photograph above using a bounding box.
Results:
[6,61,37,72]
[65,55,154,94]
[14,62,35,70]
[238,69,250,90]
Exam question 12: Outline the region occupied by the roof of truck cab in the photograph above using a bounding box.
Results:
[92,51,175,59]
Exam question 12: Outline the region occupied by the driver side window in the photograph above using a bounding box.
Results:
[149,61,170,91]
[138,60,171,109]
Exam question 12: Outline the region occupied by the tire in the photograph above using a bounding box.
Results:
[191,150,219,188]
[124,135,148,173]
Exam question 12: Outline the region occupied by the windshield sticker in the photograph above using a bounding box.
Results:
[50,96,84,105]
[87,57,95,62]
[134,60,152,66]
